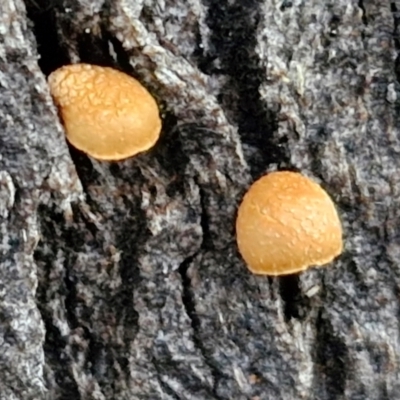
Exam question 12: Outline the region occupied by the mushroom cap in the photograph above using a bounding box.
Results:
[48,64,161,161]
[236,171,343,276]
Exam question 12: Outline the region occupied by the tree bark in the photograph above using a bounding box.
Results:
[1,0,400,399]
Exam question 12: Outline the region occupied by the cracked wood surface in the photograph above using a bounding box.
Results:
[1,0,400,399]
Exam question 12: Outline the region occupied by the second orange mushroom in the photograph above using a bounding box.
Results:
[236,171,343,276]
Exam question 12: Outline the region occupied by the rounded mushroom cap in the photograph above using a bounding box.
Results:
[48,63,161,161]
[236,171,343,276]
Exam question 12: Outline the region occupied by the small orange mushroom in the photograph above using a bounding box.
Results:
[48,63,161,161]
[236,171,343,276]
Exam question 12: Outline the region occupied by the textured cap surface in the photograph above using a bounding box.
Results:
[236,171,343,276]
[48,64,161,160]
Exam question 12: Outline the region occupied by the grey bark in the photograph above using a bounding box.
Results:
[0,0,400,399]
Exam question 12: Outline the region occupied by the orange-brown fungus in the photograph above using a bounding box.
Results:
[236,171,343,276]
[48,64,161,160]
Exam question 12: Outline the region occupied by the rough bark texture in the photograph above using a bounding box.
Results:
[1,0,400,399]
